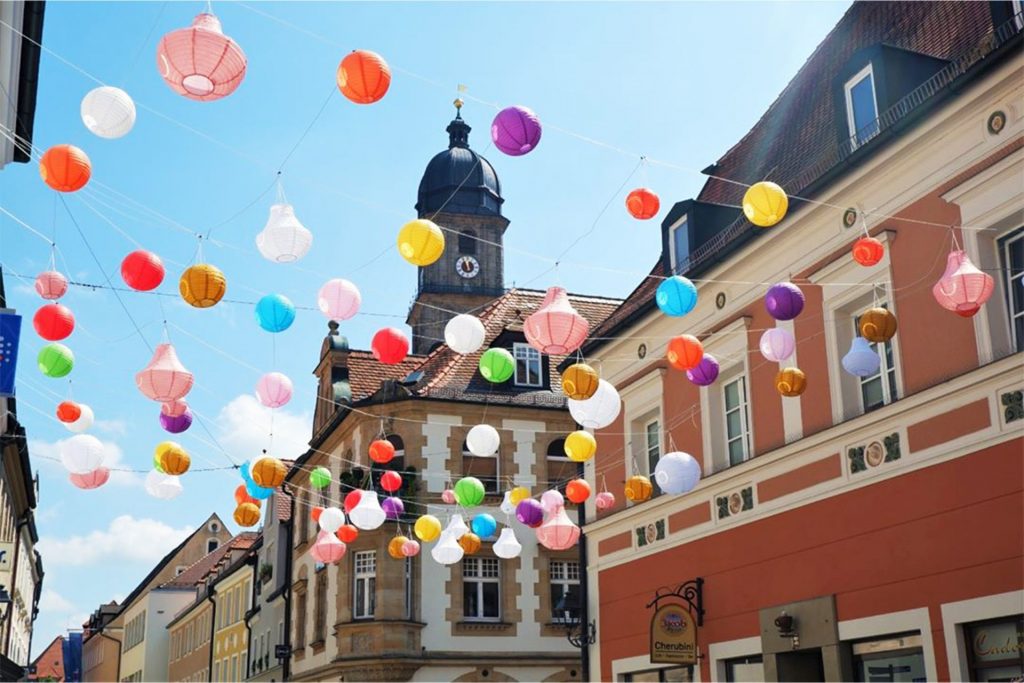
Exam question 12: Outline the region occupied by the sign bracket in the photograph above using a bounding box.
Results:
[645,577,704,626]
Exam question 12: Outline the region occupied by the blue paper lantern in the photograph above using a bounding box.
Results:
[240,461,253,483]
[255,294,296,333]
[471,513,497,538]
[841,337,880,377]
[656,276,698,317]
[246,479,274,500]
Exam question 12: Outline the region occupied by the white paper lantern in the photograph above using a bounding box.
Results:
[430,530,465,565]
[540,489,564,513]
[466,424,500,457]
[842,337,880,378]
[499,491,516,516]
[60,434,105,474]
[493,527,522,559]
[65,404,95,434]
[568,379,622,430]
[145,469,183,500]
[317,278,361,321]
[444,314,486,354]
[256,204,313,263]
[759,327,796,363]
[349,491,386,530]
[81,86,136,139]
[446,514,469,539]
[318,506,345,533]
[654,452,702,495]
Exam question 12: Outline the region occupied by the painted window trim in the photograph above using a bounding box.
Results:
[462,557,502,622]
[722,374,752,467]
[941,590,1024,681]
[844,63,880,147]
[668,214,689,274]
[512,342,544,388]
[353,550,376,620]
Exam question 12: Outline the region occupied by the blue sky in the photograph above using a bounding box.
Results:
[0,1,851,657]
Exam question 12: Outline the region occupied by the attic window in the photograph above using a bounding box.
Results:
[669,215,690,274]
[513,343,543,388]
[207,539,219,553]
[844,64,880,147]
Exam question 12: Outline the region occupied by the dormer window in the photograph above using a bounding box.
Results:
[513,343,543,387]
[669,215,690,273]
[844,64,880,147]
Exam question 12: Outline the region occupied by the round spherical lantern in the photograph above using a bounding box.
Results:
[65,404,94,433]
[564,430,597,463]
[371,327,409,365]
[491,105,542,156]
[626,188,660,220]
[136,343,194,402]
[859,307,897,343]
[257,204,313,263]
[458,532,482,555]
[414,514,442,542]
[466,424,500,457]
[159,444,191,476]
[56,400,81,424]
[60,434,105,474]
[343,490,362,514]
[402,539,420,557]
[932,249,995,318]
[441,489,456,505]
[742,181,788,227]
[654,452,702,495]
[33,303,75,341]
[159,401,193,434]
[382,496,405,520]
[454,477,486,507]
[775,367,807,397]
[234,502,261,527]
[251,456,287,489]
[397,219,445,266]
[759,327,796,363]
[568,379,621,430]
[444,314,486,354]
[157,13,246,101]
[388,535,409,560]
[430,531,464,565]
[765,282,805,321]
[120,250,165,291]
[337,524,359,544]
[310,507,323,524]
[255,294,295,333]
[842,337,880,378]
[515,498,544,528]
[656,276,698,317]
[310,530,347,564]
[179,263,226,308]
[81,86,136,139]
[39,144,91,192]
[309,466,332,490]
[471,513,497,538]
[624,475,653,502]
[336,50,391,104]
[540,489,564,513]
[537,507,581,551]
[479,348,515,383]
[34,270,68,300]
[349,491,386,530]
[70,467,110,490]
[38,343,74,378]
[666,334,703,371]
[316,507,343,534]
[145,470,183,500]
[380,470,402,494]
[852,237,884,267]
[256,372,293,408]
[686,354,720,387]
[493,527,522,559]
[524,287,590,355]
[595,491,616,511]
[369,439,396,464]
[234,484,258,506]
[509,486,531,506]
[561,363,599,401]
[565,479,591,504]
[317,278,361,321]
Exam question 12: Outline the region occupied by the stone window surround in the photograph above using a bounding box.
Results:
[447,424,515,498]
[699,316,754,475]
[620,369,664,496]
[445,548,522,637]
[534,547,582,638]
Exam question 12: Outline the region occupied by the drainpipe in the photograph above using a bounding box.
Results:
[206,586,217,681]
[243,552,258,679]
[281,484,295,682]
[577,460,591,683]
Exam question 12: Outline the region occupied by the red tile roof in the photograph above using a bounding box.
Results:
[274,490,292,522]
[347,350,424,401]
[160,532,258,589]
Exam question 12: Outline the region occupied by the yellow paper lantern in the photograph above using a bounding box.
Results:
[624,475,653,502]
[251,456,287,489]
[561,363,599,401]
[179,263,227,308]
[388,535,409,560]
[859,307,897,343]
[159,443,191,476]
[458,532,481,555]
[775,367,807,397]
[742,181,788,228]
[234,502,261,527]
[414,514,442,542]
[564,430,597,462]
[397,219,445,266]
[509,486,531,506]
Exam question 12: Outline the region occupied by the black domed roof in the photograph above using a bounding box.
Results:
[416,111,503,217]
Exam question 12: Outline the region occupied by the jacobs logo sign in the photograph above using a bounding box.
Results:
[650,603,697,665]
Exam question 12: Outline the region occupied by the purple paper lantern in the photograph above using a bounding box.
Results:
[765,282,805,321]
[686,353,720,386]
[159,402,193,434]
[382,496,405,520]
[491,106,542,156]
[515,498,544,528]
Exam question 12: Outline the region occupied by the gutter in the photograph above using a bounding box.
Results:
[280,484,295,682]
[243,553,258,680]
[205,587,217,679]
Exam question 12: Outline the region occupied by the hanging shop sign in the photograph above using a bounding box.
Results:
[650,602,697,665]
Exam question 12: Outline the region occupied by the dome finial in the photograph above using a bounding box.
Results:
[454,97,464,118]
[447,103,471,149]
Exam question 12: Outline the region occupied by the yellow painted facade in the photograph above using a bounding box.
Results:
[211,564,252,683]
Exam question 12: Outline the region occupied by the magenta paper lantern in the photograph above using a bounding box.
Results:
[69,467,110,490]
[595,491,615,511]
[157,13,246,101]
[317,278,361,321]
[759,327,796,362]
[382,496,405,520]
[932,249,995,318]
[536,506,581,550]
[765,282,805,321]
[35,270,68,300]
[136,343,194,402]
[524,286,589,355]
[686,353,720,386]
[309,529,347,564]
[515,498,544,528]
[256,372,293,408]
[491,105,542,156]
[159,401,193,434]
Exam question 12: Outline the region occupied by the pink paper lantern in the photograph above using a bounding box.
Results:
[161,399,189,418]
[256,372,293,408]
[70,467,110,490]
[156,13,247,102]
[759,328,796,363]
[35,270,68,300]
[535,506,581,550]
[136,343,194,402]
[524,286,590,355]
[932,249,995,318]
[401,539,421,557]
[317,278,361,321]
[309,530,347,564]
[595,491,615,511]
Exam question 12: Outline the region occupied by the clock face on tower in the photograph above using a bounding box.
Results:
[456,255,481,279]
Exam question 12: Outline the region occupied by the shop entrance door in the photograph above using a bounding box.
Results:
[776,649,825,682]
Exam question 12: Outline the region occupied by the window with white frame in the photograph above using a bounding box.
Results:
[854,304,898,412]
[353,551,376,619]
[645,420,661,474]
[670,215,690,274]
[723,376,751,467]
[550,560,580,623]
[463,557,500,621]
[998,227,1024,353]
[845,64,879,147]
[513,343,543,387]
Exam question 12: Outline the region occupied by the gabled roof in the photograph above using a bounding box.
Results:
[346,350,424,402]
[159,532,258,589]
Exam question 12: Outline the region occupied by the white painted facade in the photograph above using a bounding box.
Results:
[119,589,193,682]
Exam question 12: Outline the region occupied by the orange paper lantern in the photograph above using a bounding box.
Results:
[369,439,396,464]
[336,50,391,104]
[311,506,324,524]
[666,334,703,371]
[458,532,481,555]
[234,502,261,527]
[775,367,807,397]
[626,188,660,220]
[160,446,191,476]
[56,400,82,424]
[234,484,259,506]
[336,524,359,543]
[565,479,591,504]
[251,457,287,489]
[852,237,884,267]
[859,307,897,343]
[561,363,599,401]
[39,145,91,192]
[624,475,653,502]
[179,264,226,308]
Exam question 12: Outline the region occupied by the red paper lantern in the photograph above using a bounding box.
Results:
[157,13,246,101]
[336,50,391,104]
[369,439,396,464]
[380,470,402,493]
[311,506,323,524]
[56,400,82,423]
[932,249,995,318]
[337,524,359,543]
[565,479,591,504]
[234,484,258,506]
[344,489,362,514]
[852,237,884,267]
[371,328,409,365]
[666,334,703,371]
[626,188,660,220]
[121,250,165,291]
[523,286,590,355]
[33,304,75,341]
[39,145,91,192]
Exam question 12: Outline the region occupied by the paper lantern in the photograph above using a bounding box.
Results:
[38,344,74,378]
[479,348,515,383]
[33,304,75,341]
[255,294,295,333]
[179,264,226,308]
[372,327,409,365]
[595,491,615,511]
[541,489,564,513]
[369,439,396,464]
[515,498,544,528]
[256,372,293,408]
[317,278,361,321]
[568,379,621,430]
[349,491,386,530]
[65,404,94,433]
[56,401,81,424]
[775,367,807,397]
[500,491,516,515]
[430,531,464,565]
[759,328,796,363]
[654,452,701,495]
[120,250,165,291]
[60,434,105,474]
[742,181,788,227]
[382,496,405,520]
[566,480,591,504]
[686,353,720,387]
[157,13,246,101]
[397,219,445,266]
[39,145,91,192]
[524,286,589,355]
[318,507,345,533]
[234,502,261,527]
[471,513,497,538]
[336,50,391,104]
[446,514,469,538]
[337,524,359,544]
[257,204,313,263]
[159,443,191,476]
[656,276,698,317]
[561,363,599,400]
[344,489,362,514]
[932,249,995,318]
[624,475,653,502]
[626,188,660,220]
[35,271,67,300]
[159,401,193,434]
[765,282,805,321]
[153,448,166,474]
[310,466,332,490]
[454,477,485,507]
[310,507,323,524]
[491,105,542,156]
[493,527,522,559]
[81,86,136,139]
[388,535,409,560]
[859,307,897,343]
[136,343,193,402]
[852,237,884,267]
[441,489,456,505]
[536,507,580,551]
[235,484,258,506]
[466,424,500,457]
[161,398,189,418]
[402,539,421,557]
[444,314,486,354]
[380,471,402,493]
[70,467,109,490]
[246,480,274,501]
[509,486,530,505]
[414,514,442,542]
[145,470,183,500]
[458,532,482,555]
[842,336,881,377]
[252,457,287,489]
[310,530,347,564]
[666,334,703,372]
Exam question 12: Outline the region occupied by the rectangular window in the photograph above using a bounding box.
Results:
[845,64,879,146]
[724,655,764,682]
[513,343,543,387]
[854,306,898,412]
[724,376,751,466]
[354,551,377,619]
[462,442,499,495]
[404,557,414,620]
[965,615,1024,682]
[851,632,926,682]
[230,655,237,683]
[213,661,219,683]
[295,591,307,647]
[549,560,581,623]
[313,569,327,642]
[999,228,1024,353]
[645,420,661,476]
[463,557,501,621]
[671,216,690,274]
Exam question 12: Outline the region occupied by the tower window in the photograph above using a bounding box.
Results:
[459,230,477,255]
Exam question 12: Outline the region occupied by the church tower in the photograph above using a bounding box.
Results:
[406,100,509,354]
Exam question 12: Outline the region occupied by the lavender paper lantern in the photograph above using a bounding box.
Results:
[491,105,542,156]
[841,337,881,377]
[159,400,193,433]
[765,282,805,321]
[686,353,720,386]
[382,496,405,520]
[515,498,544,528]
[759,328,796,362]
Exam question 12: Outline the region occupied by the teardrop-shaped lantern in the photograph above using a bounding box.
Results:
[349,490,386,530]
[932,249,995,318]
[493,527,522,559]
[841,337,880,378]
[536,507,581,550]
[257,204,313,263]
[430,530,464,565]
[446,514,469,539]
[135,343,194,402]
[523,286,590,355]
[157,13,247,101]
[309,530,347,564]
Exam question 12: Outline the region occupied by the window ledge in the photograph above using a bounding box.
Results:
[309,639,325,653]
[456,620,512,631]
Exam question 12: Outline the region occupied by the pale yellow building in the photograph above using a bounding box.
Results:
[211,548,255,682]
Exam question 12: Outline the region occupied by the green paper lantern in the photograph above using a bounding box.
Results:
[309,466,332,490]
[454,476,486,507]
[38,343,74,378]
[479,348,514,383]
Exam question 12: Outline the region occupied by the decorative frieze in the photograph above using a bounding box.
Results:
[848,432,901,474]
[635,519,666,547]
[1001,390,1023,424]
[715,486,754,520]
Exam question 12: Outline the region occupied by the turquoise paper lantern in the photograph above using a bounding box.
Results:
[255,294,296,333]
[656,276,698,317]
[471,513,497,538]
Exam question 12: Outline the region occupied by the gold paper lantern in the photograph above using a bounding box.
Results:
[509,486,531,505]
[564,430,597,463]
[159,443,191,476]
[742,181,788,228]
[624,475,653,502]
[561,363,599,400]
[397,219,445,266]
[458,532,481,555]
[775,367,807,397]
[251,456,287,489]
[388,535,409,560]
[234,502,261,527]
[179,263,227,308]
[859,307,897,343]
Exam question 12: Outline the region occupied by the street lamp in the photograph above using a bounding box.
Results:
[556,590,596,649]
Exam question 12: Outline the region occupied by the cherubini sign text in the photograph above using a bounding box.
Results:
[650,602,698,665]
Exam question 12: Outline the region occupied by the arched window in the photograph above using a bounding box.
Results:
[458,230,477,255]
[369,434,407,499]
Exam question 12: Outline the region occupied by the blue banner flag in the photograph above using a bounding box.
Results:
[0,311,22,397]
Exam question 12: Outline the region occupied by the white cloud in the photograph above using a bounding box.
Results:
[30,436,139,486]
[36,515,193,568]
[39,589,76,614]
[213,394,311,463]
[94,419,128,436]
